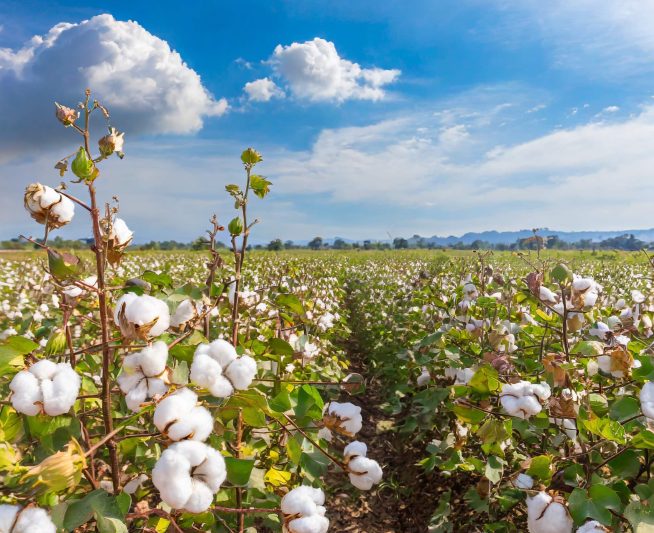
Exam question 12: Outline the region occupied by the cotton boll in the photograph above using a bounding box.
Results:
[137,341,169,377]
[417,367,431,386]
[281,486,326,518]
[500,381,550,419]
[153,388,213,442]
[24,183,75,229]
[287,515,330,533]
[224,355,257,390]
[0,505,57,533]
[191,340,257,398]
[348,456,383,490]
[123,473,148,495]
[527,492,573,533]
[118,341,169,411]
[641,382,654,420]
[343,440,368,459]
[171,299,201,328]
[576,520,609,533]
[10,361,80,416]
[114,293,170,340]
[324,402,363,437]
[515,473,534,489]
[10,371,43,416]
[539,286,559,304]
[152,441,226,513]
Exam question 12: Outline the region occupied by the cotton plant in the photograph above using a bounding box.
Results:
[343,440,383,491]
[190,339,257,398]
[152,440,227,513]
[117,341,170,411]
[10,359,80,416]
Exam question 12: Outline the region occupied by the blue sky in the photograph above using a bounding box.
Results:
[2,0,654,243]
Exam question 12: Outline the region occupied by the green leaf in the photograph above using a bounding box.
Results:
[632,430,654,449]
[294,385,324,420]
[468,365,500,396]
[551,263,573,283]
[625,501,654,532]
[249,174,272,199]
[47,249,85,281]
[527,455,552,482]
[609,397,641,422]
[568,485,622,526]
[275,293,305,315]
[452,404,486,425]
[224,457,255,486]
[485,455,505,484]
[141,270,173,288]
[64,490,128,531]
[268,338,295,357]
[582,413,627,444]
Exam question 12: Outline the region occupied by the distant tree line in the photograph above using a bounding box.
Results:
[2,233,651,252]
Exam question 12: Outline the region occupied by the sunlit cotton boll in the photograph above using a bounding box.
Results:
[344,440,383,491]
[281,486,329,533]
[24,183,75,229]
[62,275,98,299]
[527,492,573,533]
[10,359,80,416]
[0,504,56,533]
[190,339,257,398]
[514,473,534,489]
[153,388,213,442]
[576,521,609,533]
[417,367,431,387]
[640,382,654,420]
[152,440,226,513]
[171,299,202,328]
[323,402,362,437]
[571,276,601,309]
[500,381,551,419]
[114,293,170,340]
[117,341,170,412]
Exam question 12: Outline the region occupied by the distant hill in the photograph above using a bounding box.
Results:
[406,228,654,246]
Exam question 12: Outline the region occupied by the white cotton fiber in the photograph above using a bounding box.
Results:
[10,360,80,416]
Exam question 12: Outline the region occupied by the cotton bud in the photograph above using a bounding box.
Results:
[322,402,362,438]
[10,360,80,416]
[22,438,86,492]
[0,504,56,533]
[281,486,329,533]
[514,473,534,489]
[114,293,170,340]
[500,381,551,419]
[576,521,610,533]
[344,440,383,491]
[118,341,170,412]
[152,441,226,513]
[71,146,98,182]
[640,382,654,420]
[171,299,202,329]
[153,388,213,442]
[98,126,125,158]
[190,340,257,398]
[55,102,79,126]
[44,328,67,356]
[24,183,75,229]
[527,492,573,533]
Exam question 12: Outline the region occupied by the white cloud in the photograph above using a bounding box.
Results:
[243,77,285,102]
[0,14,227,160]
[269,37,400,102]
[603,106,620,113]
[492,0,654,76]
[264,99,654,233]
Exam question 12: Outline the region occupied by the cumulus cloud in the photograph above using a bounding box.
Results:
[243,77,285,102]
[0,14,227,160]
[268,38,400,102]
